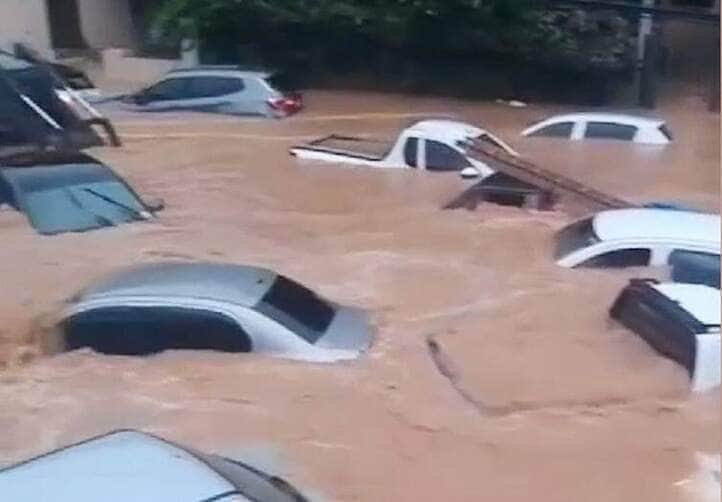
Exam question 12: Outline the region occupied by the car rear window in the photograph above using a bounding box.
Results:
[554,217,600,260]
[255,276,335,343]
[610,283,701,377]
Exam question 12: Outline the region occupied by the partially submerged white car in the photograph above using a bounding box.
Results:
[290,119,518,178]
[611,279,720,392]
[522,112,672,145]
[554,208,720,269]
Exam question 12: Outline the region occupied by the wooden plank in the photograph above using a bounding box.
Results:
[464,138,633,213]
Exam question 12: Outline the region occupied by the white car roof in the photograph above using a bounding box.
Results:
[407,120,486,141]
[0,430,235,501]
[534,112,665,128]
[165,68,272,79]
[652,283,721,328]
[592,209,721,246]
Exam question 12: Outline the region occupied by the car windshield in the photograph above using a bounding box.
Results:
[8,164,146,234]
[554,217,600,259]
[255,275,336,343]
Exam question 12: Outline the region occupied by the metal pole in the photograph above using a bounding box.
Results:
[636,0,655,105]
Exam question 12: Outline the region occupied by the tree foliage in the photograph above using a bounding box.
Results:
[150,0,635,75]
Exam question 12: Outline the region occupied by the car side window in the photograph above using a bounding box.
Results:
[144,78,188,101]
[188,76,245,98]
[584,122,637,141]
[579,248,651,268]
[529,122,574,138]
[669,250,721,288]
[404,137,418,167]
[425,140,471,171]
[63,306,252,355]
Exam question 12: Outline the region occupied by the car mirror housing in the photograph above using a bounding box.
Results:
[459,167,481,179]
[144,197,165,212]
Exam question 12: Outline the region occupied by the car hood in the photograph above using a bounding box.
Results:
[315,306,371,352]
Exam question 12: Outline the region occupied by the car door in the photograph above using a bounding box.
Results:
[136,77,190,111]
[63,306,252,355]
[575,247,652,268]
[582,121,638,142]
[421,139,472,171]
[403,137,420,168]
[186,76,246,113]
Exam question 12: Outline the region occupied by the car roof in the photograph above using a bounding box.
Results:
[536,112,665,127]
[652,283,720,328]
[407,119,486,140]
[76,262,278,307]
[592,209,721,246]
[166,66,273,79]
[0,430,234,502]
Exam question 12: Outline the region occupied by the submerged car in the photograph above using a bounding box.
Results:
[290,119,518,178]
[123,66,302,118]
[58,262,371,362]
[0,151,163,235]
[522,112,672,145]
[554,208,720,270]
[611,279,720,392]
[0,429,310,501]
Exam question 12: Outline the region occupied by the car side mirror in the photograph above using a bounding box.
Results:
[144,197,165,212]
[133,91,152,105]
[460,167,481,179]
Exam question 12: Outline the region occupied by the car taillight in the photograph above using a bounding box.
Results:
[267,95,302,113]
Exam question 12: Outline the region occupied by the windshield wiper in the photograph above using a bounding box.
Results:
[64,187,116,229]
[81,187,147,221]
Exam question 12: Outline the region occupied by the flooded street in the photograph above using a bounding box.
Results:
[0,91,718,501]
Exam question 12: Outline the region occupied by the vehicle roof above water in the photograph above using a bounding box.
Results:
[0,430,234,502]
[592,208,721,246]
[533,112,666,127]
[406,119,486,140]
[76,262,279,307]
[652,283,720,328]
[166,65,275,79]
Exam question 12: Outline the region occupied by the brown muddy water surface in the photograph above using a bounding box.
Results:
[0,91,719,501]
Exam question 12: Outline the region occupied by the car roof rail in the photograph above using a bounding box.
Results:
[168,65,273,73]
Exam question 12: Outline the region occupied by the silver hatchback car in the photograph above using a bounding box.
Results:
[57,262,371,362]
[123,66,303,118]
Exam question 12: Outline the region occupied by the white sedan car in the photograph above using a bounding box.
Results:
[522,112,672,145]
[554,208,720,269]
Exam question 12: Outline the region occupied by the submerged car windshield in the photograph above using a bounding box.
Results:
[5,164,146,234]
[554,217,601,259]
[255,275,336,343]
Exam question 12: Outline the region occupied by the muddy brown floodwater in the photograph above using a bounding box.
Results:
[0,91,718,501]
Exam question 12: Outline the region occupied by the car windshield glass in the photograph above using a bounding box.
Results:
[255,275,336,343]
[10,165,146,234]
[554,217,600,259]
